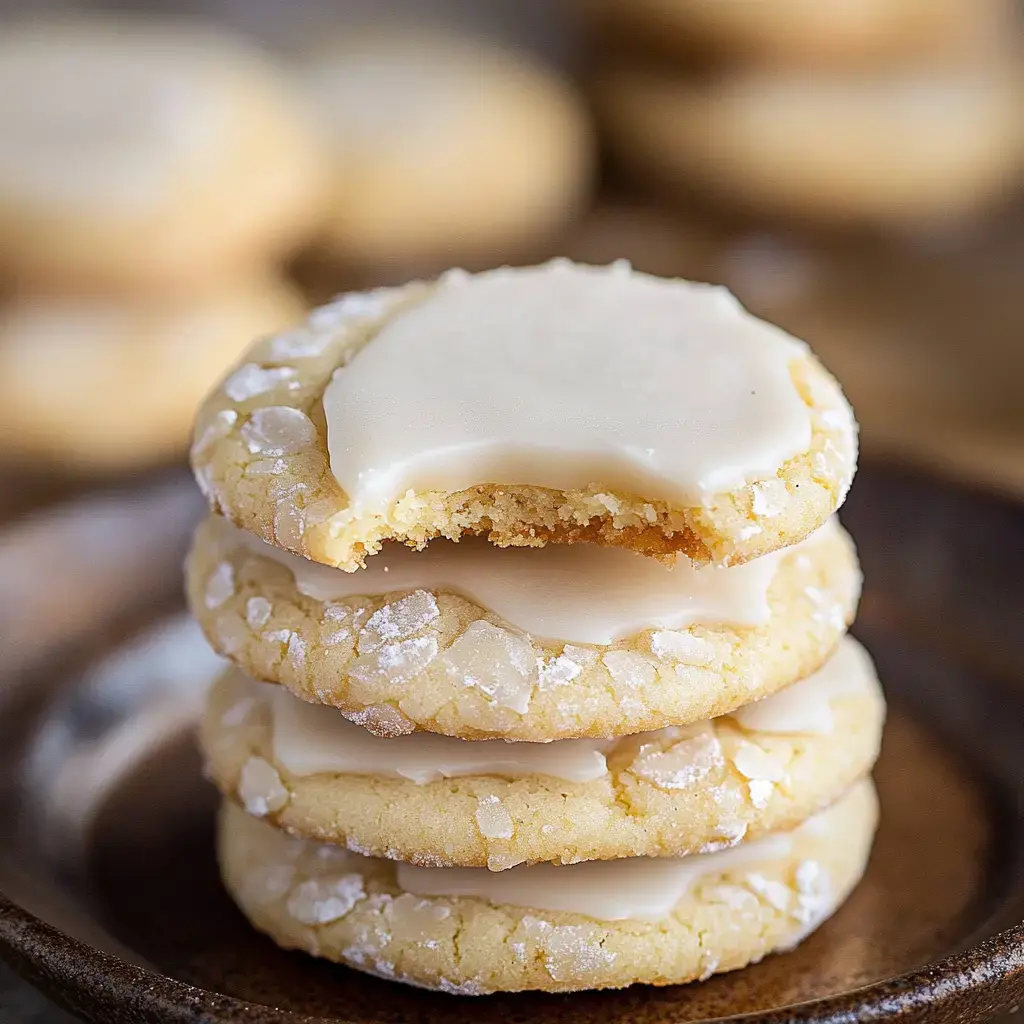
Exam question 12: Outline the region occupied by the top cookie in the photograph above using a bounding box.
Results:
[192,261,856,571]
[0,16,325,293]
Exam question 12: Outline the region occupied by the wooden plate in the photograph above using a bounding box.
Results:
[1,466,1023,1023]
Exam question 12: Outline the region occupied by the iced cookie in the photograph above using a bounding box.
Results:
[202,637,883,869]
[596,56,1024,226]
[218,778,876,993]
[303,29,591,273]
[186,514,859,741]
[579,0,1009,68]
[0,17,324,293]
[0,277,304,472]
[191,262,857,571]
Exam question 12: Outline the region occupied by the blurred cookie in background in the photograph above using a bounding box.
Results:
[0,16,326,295]
[0,275,304,473]
[595,50,1024,228]
[577,0,1011,68]
[301,27,593,277]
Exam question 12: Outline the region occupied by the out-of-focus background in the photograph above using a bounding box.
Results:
[0,0,1022,514]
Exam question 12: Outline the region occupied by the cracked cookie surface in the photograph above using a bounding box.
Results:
[190,264,857,573]
[201,638,883,868]
[217,779,876,993]
[187,512,860,741]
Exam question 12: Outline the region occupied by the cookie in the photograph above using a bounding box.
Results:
[302,29,592,273]
[202,636,883,869]
[218,778,876,994]
[0,276,304,471]
[191,262,858,571]
[0,16,325,293]
[579,0,1009,68]
[596,56,1024,226]
[187,513,859,741]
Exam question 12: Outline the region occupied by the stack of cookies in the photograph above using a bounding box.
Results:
[585,0,1024,227]
[188,260,883,995]
[0,16,323,472]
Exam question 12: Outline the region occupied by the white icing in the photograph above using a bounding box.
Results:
[730,637,873,735]
[226,778,868,921]
[208,516,836,646]
[396,828,797,920]
[269,683,609,783]
[322,263,813,509]
[222,635,872,784]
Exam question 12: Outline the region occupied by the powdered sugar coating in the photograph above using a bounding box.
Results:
[287,874,365,925]
[241,406,317,457]
[225,364,300,403]
[205,562,235,609]
[443,622,536,715]
[238,756,289,816]
[627,727,725,791]
[245,596,273,629]
[200,645,884,869]
[218,781,877,993]
[188,512,861,742]
[191,267,857,575]
[475,796,515,840]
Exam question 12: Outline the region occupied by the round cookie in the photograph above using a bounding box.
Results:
[579,0,1010,68]
[186,513,860,741]
[202,637,884,869]
[191,262,858,572]
[0,277,305,472]
[302,29,591,273]
[218,779,877,994]
[0,16,325,293]
[596,57,1024,227]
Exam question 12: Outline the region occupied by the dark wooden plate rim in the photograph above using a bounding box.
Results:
[2,886,1024,1023]
[4,460,1024,1023]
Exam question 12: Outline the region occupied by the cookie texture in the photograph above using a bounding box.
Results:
[580,0,1009,67]
[304,29,592,271]
[218,780,877,994]
[0,276,305,471]
[0,16,325,293]
[190,270,857,573]
[186,513,860,741]
[596,58,1024,226]
[201,642,884,868]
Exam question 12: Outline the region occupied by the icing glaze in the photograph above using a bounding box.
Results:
[270,683,610,783]
[322,262,812,510]
[731,636,872,735]
[396,825,799,918]
[218,636,873,784]
[209,516,837,645]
